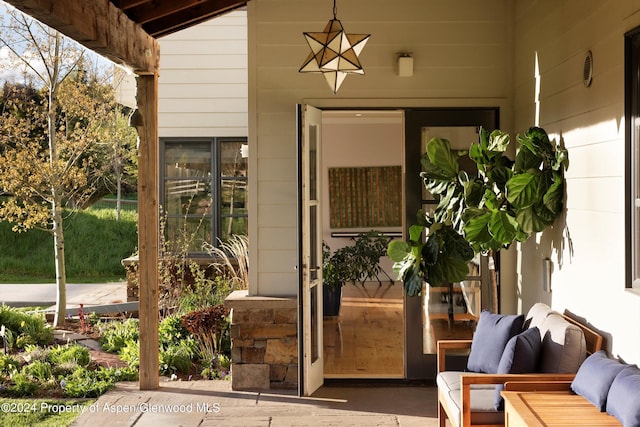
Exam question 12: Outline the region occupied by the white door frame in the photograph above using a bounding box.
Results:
[297,104,324,396]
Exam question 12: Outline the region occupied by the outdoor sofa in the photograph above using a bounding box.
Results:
[436,302,603,427]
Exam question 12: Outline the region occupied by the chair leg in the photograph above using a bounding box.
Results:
[439,402,447,427]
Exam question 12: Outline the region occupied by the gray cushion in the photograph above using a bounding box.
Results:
[571,351,626,411]
[437,371,504,427]
[467,311,525,374]
[606,365,640,426]
[538,312,586,373]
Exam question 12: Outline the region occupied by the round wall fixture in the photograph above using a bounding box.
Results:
[583,50,593,87]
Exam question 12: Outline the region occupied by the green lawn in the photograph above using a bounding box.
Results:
[0,398,95,427]
[0,207,138,283]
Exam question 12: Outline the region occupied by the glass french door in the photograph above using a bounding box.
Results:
[404,108,499,380]
[297,104,324,395]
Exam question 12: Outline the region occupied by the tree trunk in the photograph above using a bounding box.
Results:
[116,167,122,221]
[114,107,122,221]
[48,90,66,326]
[52,195,67,326]
[47,41,66,326]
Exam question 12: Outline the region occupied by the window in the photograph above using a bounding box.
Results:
[626,29,640,288]
[161,137,248,254]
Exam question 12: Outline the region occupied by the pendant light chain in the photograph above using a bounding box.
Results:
[333,0,338,19]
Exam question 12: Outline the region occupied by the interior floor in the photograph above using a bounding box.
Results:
[323,281,404,378]
[322,281,478,379]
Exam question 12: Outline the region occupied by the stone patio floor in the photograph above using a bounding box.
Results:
[70,380,442,426]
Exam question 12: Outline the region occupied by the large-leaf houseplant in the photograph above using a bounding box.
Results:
[388,127,568,311]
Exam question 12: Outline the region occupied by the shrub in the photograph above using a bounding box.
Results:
[159,342,194,375]
[62,369,114,398]
[7,372,37,397]
[118,340,139,368]
[48,344,91,368]
[177,272,232,315]
[181,305,230,360]
[159,315,189,348]
[23,345,50,363]
[62,365,139,398]
[99,318,139,353]
[0,305,53,348]
[201,354,231,380]
[22,360,52,381]
[51,360,80,377]
[0,354,19,374]
[94,365,138,382]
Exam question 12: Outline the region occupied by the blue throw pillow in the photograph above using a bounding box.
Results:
[494,327,542,410]
[467,311,525,374]
[606,365,640,426]
[570,351,626,411]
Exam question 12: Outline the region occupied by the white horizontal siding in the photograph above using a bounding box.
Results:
[118,10,248,138]
[513,0,640,364]
[159,11,247,140]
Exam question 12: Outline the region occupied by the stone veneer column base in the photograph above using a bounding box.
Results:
[224,290,298,391]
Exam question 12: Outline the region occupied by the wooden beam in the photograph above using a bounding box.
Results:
[136,73,160,390]
[127,0,222,25]
[3,0,159,74]
[144,0,246,38]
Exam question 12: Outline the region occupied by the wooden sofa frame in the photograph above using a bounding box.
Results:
[436,311,604,427]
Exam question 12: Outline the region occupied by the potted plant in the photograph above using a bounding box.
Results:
[322,230,390,316]
[388,127,569,313]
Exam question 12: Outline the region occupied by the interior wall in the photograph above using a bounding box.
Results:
[321,111,403,278]
[250,0,513,296]
[513,0,640,364]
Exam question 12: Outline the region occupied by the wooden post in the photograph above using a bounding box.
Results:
[135,73,160,390]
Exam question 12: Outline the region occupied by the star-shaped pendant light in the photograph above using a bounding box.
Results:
[299,0,370,94]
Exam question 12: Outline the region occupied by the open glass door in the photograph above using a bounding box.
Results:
[297,104,323,395]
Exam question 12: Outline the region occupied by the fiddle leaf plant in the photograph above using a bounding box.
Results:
[388,126,568,297]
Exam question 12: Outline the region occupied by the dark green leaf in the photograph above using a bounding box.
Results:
[482,188,499,211]
[515,144,542,173]
[488,163,513,190]
[515,206,547,233]
[462,209,492,244]
[469,142,487,167]
[442,227,474,259]
[425,262,445,287]
[489,210,518,244]
[441,256,472,283]
[506,172,541,208]
[462,177,484,207]
[422,237,439,265]
[403,266,424,297]
[424,138,459,180]
[542,172,564,215]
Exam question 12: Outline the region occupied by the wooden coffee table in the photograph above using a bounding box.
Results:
[501,390,621,426]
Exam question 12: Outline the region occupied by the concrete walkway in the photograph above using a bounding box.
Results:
[0,282,127,308]
[70,380,441,427]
